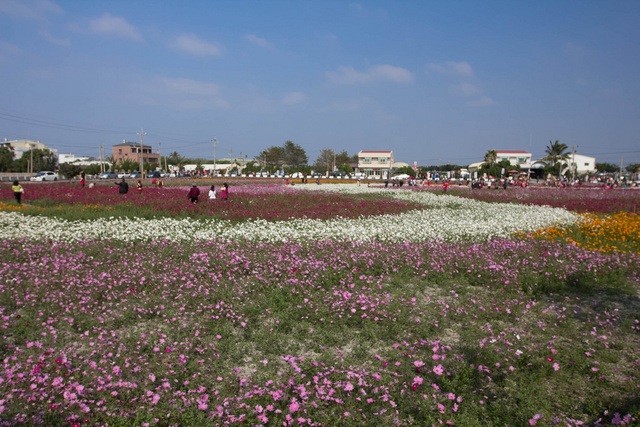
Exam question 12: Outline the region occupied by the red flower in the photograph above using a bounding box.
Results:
[546,357,554,363]
[55,358,63,364]
[412,383,418,391]
[383,361,389,367]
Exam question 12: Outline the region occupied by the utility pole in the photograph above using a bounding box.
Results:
[572,145,576,182]
[30,144,34,174]
[138,128,146,176]
[98,145,103,173]
[158,142,162,172]
[213,137,217,176]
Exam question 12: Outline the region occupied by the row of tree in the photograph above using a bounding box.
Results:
[0,146,58,173]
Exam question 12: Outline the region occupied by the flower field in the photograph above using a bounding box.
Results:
[0,182,638,426]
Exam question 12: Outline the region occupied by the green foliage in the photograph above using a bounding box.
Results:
[13,148,57,172]
[625,163,640,174]
[58,163,83,179]
[118,158,139,172]
[596,162,619,174]
[0,145,14,172]
[479,159,514,178]
[394,165,416,176]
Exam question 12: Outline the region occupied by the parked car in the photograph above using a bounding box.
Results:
[98,172,118,179]
[117,172,127,179]
[129,171,142,179]
[30,171,59,181]
[147,171,161,179]
[393,174,411,180]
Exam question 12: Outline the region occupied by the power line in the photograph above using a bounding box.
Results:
[0,111,136,135]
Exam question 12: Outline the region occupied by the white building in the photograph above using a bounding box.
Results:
[568,153,596,174]
[1,139,57,159]
[495,150,532,170]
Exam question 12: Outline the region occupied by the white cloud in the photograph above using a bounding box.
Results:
[138,77,229,110]
[245,34,274,49]
[169,33,223,56]
[282,91,305,105]
[0,0,62,22]
[427,61,473,76]
[466,96,495,107]
[326,64,414,84]
[453,82,479,96]
[39,28,70,46]
[88,13,143,42]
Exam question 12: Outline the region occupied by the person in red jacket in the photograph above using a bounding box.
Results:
[187,183,200,204]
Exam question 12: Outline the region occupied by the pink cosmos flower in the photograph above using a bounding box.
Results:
[433,364,444,375]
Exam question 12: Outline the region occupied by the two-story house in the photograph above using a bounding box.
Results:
[357,150,393,179]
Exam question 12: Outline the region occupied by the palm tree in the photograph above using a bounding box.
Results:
[483,150,497,166]
[544,140,570,177]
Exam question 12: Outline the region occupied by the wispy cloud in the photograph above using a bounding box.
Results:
[453,82,479,96]
[169,33,223,56]
[326,65,414,84]
[282,91,305,105]
[245,34,274,49]
[88,13,143,42]
[147,77,229,110]
[466,96,495,107]
[39,28,70,47]
[427,61,473,76]
[0,0,62,22]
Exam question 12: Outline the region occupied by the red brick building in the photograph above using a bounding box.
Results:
[112,141,159,167]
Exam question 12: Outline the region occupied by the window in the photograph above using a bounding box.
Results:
[379,157,387,164]
[500,157,509,162]
[517,157,527,164]
[362,157,372,164]
[584,163,589,166]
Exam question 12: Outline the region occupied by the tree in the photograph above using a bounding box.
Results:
[283,141,308,168]
[625,163,640,174]
[595,162,618,174]
[257,146,286,169]
[483,150,497,166]
[394,166,416,176]
[119,159,139,173]
[544,140,570,177]
[480,159,515,179]
[0,145,14,172]
[168,151,186,169]
[313,148,335,172]
[59,163,83,179]
[14,148,57,172]
[334,150,356,168]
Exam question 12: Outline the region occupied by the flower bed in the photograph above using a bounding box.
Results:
[0,182,637,426]
[0,238,637,426]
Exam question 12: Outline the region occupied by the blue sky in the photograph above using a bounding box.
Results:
[1,0,639,166]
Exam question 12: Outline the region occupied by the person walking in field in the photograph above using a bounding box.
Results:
[188,183,200,204]
[137,180,143,193]
[208,184,216,201]
[12,180,24,204]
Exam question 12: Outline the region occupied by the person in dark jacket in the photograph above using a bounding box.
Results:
[188,183,200,203]
[117,178,129,194]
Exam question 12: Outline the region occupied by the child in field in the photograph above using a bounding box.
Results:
[221,183,228,200]
[12,180,24,204]
[137,180,142,193]
[209,184,216,200]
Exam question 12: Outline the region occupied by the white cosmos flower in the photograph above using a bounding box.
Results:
[0,184,578,243]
